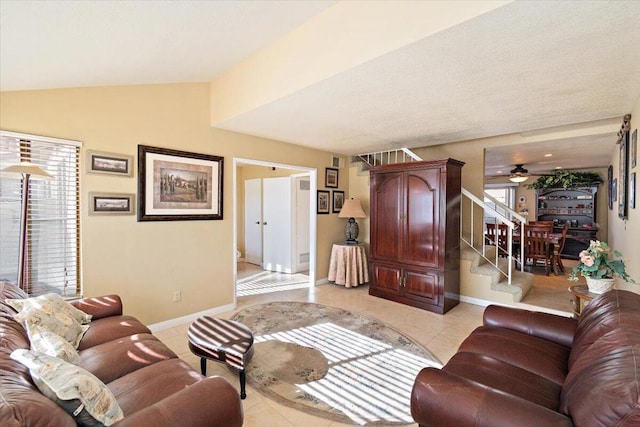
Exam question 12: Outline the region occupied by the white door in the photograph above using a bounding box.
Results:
[262,177,293,273]
[244,179,262,265]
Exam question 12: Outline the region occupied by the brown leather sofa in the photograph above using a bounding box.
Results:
[0,282,243,426]
[411,289,640,426]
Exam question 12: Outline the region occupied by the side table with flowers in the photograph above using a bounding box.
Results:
[568,240,636,294]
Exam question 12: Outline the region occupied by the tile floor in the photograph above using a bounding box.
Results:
[154,279,485,427]
[154,260,578,426]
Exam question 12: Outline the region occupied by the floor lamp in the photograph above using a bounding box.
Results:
[1,162,53,291]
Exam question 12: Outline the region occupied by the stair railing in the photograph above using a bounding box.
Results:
[354,148,421,168]
[461,188,526,285]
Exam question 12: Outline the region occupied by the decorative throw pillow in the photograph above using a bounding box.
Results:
[14,304,89,349]
[10,349,124,426]
[28,328,81,365]
[5,293,92,324]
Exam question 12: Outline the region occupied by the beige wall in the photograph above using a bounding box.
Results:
[0,83,344,324]
[609,94,640,293]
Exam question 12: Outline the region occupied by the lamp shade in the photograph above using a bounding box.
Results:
[338,198,366,218]
[509,175,529,183]
[1,162,53,180]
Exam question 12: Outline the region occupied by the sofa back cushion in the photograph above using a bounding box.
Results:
[1,282,29,353]
[569,290,640,368]
[560,328,640,426]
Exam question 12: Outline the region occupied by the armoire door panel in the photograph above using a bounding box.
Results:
[404,269,439,304]
[370,262,402,295]
[371,172,403,261]
[405,169,439,267]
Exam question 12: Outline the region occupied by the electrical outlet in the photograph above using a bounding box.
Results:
[172,291,181,302]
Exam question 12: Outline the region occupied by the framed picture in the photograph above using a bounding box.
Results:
[332,190,345,213]
[619,131,629,219]
[89,192,135,215]
[632,129,637,169]
[607,165,613,210]
[612,178,617,202]
[138,145,223,221]
[87,151,134,177]
[325,168,339,188]
[317,190,330,214]
[631,172,636,209]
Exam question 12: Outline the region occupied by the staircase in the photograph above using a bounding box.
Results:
[460,244,533,304]
[354,147,534,304]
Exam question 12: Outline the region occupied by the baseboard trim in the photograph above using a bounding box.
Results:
[315,277,330,286]
[459,295,495,308]
[148,302,236,332]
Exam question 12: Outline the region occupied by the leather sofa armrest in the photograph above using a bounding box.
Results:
[483,305,577,348]
[112,377,243,427]
[70,295,123,319]
[411,368,573,427]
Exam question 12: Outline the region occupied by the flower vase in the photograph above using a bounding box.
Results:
[586,277,615,294]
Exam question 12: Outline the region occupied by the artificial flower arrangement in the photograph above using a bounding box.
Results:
[568,240,636,283]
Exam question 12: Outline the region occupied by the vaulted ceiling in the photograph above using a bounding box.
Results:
[2,1,639,173]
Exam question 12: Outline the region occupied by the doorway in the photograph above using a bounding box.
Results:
[233,158,317,298]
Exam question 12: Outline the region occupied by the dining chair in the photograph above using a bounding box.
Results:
[485,223,509,257]
[551,224,569,273]
[524,224,552,275]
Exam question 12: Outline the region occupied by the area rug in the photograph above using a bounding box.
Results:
[231,301,442,425]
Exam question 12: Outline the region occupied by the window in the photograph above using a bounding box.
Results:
[0,131,81,296]
[483,184,516,224]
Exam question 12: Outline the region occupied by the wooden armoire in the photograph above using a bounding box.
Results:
[369,159,464,314]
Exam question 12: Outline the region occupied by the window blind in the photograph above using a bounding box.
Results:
[0,131,81,297]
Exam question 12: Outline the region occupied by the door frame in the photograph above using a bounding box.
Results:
[233,158,317,299]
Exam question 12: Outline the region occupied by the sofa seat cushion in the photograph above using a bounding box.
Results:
[108,359,204,415]
[444,351,563,411]
[458,326,570,385]
[78,315,151,350]
[80,333,178,384]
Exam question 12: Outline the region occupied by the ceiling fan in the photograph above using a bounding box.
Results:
[509,164,529,183]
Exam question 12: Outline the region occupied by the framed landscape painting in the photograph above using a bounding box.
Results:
[89,192,135,215]
[87,150,134,177]
[138,145,223,221]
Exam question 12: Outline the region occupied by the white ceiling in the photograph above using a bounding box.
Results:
[2,1,640,175]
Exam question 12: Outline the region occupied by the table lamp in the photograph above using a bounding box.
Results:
[338,198,366,245]
[1,162,53,291]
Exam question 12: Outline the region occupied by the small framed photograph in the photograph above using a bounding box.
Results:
[607,165,613,210]
[612,178,617,202]
[631,172,636,209]
[632,129,637,169]
[138,145,223,221]
[325,168,338,188]
[89,192,135,215]
[317,190,330,214]
[87,151,134,177]
[332,190,345,213]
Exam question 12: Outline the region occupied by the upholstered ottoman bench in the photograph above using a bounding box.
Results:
[187,316,254,399]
